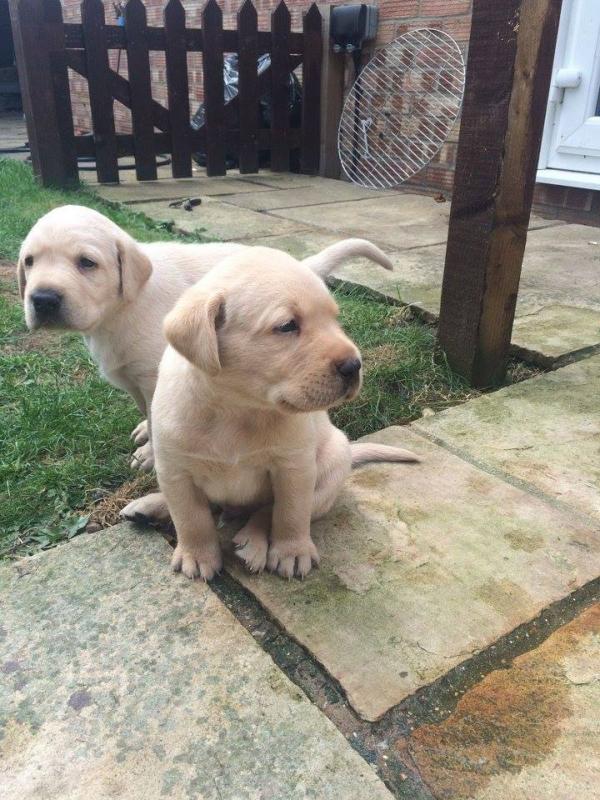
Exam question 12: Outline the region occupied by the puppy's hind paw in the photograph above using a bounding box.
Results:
[130,442,154,472]
[120,492,171,524]
[171,542,223,581]
[233,527,269,574]
[267,538,320,579]
[131,419,149,446]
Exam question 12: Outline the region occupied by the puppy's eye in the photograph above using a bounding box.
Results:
[24,255,33,267]
[78,256,97,270]
[275,319,299,334]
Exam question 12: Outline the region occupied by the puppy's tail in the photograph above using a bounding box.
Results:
[351,442,421,469]
[302,238,393,277]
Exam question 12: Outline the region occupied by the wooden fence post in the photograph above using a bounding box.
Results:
[438,0,562,387]
[9,0,78,188]
[318,3,344,179]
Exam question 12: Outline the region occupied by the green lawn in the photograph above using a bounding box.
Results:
[0,159,476,558]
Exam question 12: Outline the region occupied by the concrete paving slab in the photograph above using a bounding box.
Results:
[94,176,274,204]
[267,194,563,251]
[226,426,600,722]
[235,172,324,190]
[130,197,308,241]
[408,603,600,800]
[414,355,600,522]
[268,194,452,249]
[0,524,394,800]
[512,304,600,365]
[222,182,393,211]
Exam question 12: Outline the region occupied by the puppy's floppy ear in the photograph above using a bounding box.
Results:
[164,286,224,375]
[16,258,26,300]
[116,233,152,301]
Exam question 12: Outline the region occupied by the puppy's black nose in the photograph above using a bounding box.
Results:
[336,358,362,379]
[31,289,62,317]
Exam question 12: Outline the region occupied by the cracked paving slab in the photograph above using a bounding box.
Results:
[0,524,394,800]
[225,426,600,722]
[414,355,600,522]
[408,602,600,800]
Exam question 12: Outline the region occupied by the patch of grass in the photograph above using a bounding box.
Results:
[0,292,157,557]
[0,159,209,261]
[0,159,477,558]
[331,287,477,439]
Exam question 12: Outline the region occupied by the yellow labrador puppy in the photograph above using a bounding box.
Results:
[140,247,419,581]
[18,205,395,470]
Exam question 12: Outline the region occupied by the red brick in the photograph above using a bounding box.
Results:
[564,188,593,212]
[419,0,471,18]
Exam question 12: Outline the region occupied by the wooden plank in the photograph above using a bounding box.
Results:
[9,0,78,187]
[65,49,170,132]
[438,0,562,387]
[81,0,119,183]
[164,0,192,178]
[74,128,302,159]
[270,0,291,172]
[201,0,226,176]
[237,0,259,173]
[125,0,157,180]
[300,3,322,174]
[64,23,305,54]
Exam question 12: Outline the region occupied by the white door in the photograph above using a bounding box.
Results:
[538,0,600,187]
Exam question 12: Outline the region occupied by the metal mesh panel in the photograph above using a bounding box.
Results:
[338,29,465,189]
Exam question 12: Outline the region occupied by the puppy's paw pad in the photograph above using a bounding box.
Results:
[267,539,320,579]
[130,442,154,472]
[131,419,149,445]
[171,544,222,582]
[233,529,268,574]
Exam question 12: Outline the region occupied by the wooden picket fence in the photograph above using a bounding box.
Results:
[8,0,322,186]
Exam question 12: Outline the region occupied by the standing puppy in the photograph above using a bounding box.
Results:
[148,247,419,581]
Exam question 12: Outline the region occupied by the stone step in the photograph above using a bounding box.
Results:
[407,602,600,800]
[414,354,600,522]
[226,425,600,722]
[0,525,393,800]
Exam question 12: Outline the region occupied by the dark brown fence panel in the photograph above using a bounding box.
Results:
[237,0,259,174]
[300,4,322,175]
[202,0,226,177]
[11,0,322,187]
[125,0,158,180]
[9,0,78,187]
[270,1,291,172]
[81,0,119,183]
[164,0,192,178]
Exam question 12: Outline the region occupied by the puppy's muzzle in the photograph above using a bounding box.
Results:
[30,289,63,324]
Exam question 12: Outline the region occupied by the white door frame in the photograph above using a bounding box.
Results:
[537,0,600,190]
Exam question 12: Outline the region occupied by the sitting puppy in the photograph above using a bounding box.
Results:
[140,247,419,580]
[18,205,395,471]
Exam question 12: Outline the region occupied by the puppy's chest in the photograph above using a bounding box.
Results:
[181,417,281,505]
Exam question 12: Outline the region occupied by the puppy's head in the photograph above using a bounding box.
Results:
[18,205,152,332]
[164,247,362,413]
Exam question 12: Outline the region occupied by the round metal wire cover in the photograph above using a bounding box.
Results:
[338,29,465,189]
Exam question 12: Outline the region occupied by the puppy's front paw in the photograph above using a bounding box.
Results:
[267,537,320,579]
[171,541,222,581]
[131,419,149,445]
[120,492,171,523]
[233,527,269,574]
[130,442,154,472]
